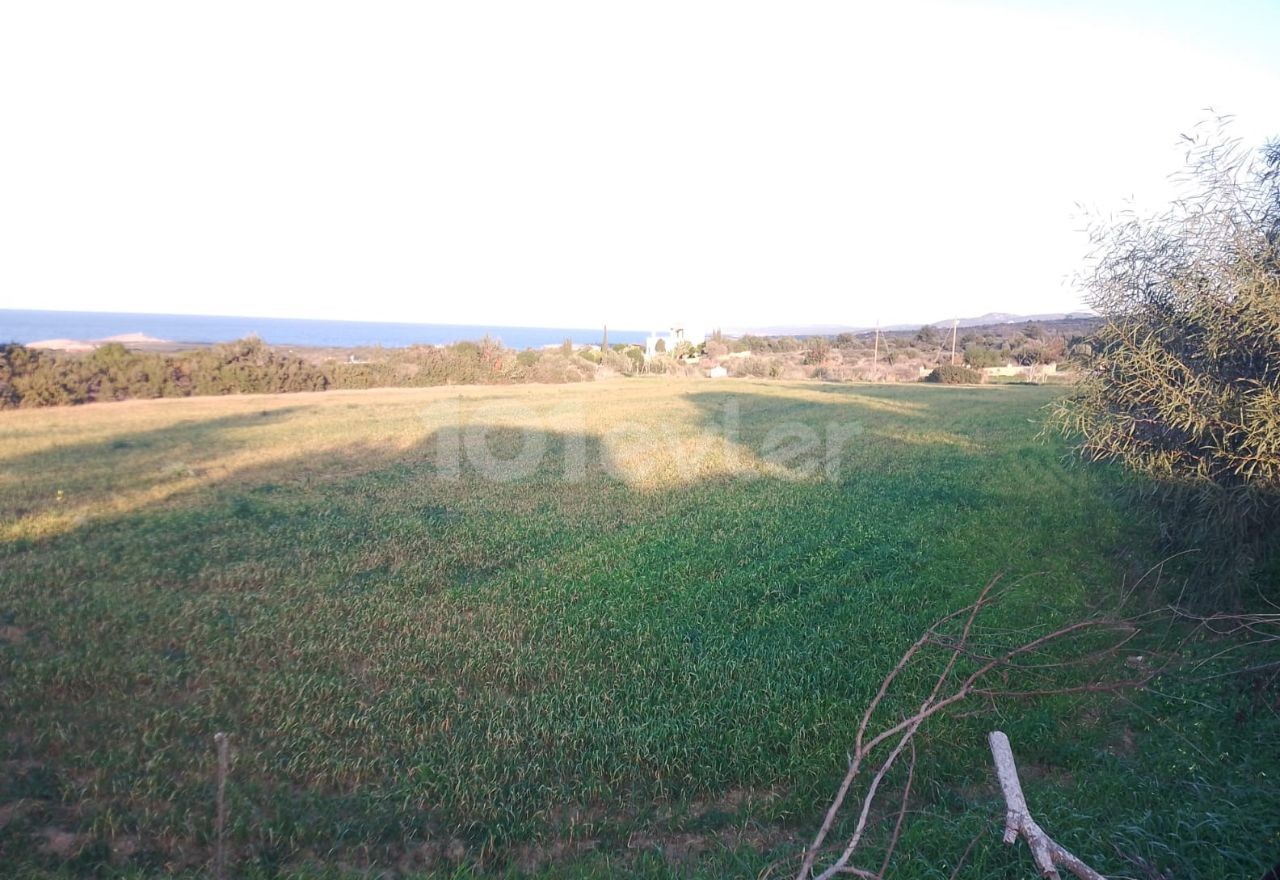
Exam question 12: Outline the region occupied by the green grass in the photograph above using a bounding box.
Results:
[0,380,1276,878]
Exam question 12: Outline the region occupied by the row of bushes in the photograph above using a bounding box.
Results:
[0,338,629,408]
[0,336,1029,409]
[0,339,329,408]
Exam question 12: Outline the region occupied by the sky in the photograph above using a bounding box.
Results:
[1,1,1277,332]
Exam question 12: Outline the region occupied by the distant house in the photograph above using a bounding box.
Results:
[982,362,1058,380]
[645,322,706,360]
[707,365,728,378]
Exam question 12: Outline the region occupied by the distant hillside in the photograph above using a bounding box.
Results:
[878,315,1102,341]
[727,314,1101,341]
[928,311,1099,330]
[728,312,1099,338]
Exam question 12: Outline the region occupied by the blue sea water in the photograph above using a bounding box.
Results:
[0,310,647,350]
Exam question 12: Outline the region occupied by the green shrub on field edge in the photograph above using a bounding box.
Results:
[1050,123,1280,606]
[924,364,983,384]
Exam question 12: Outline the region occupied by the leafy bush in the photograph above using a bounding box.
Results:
[86,343,183,400]
[181,338,327,395]
[729,356,783,378]
[1050,122,1280,602]
[3,344,84,406]
[924,365,983,384]
[0,344,23,408]
[964,345,1005,368]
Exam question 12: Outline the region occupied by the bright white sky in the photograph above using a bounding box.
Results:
[1,1,1277,331]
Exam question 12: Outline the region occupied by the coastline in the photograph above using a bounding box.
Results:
[1,309,647,351]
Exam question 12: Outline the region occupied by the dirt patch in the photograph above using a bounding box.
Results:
[0,625,27,644]
[0,799,35,829]
[1106,724,1138,757]
[110,835,141,860]
[514,837,600,873]
[628,821,795,866]
[1,758,41,771]
[38,827,87,858]
[688,785,781,816]
[955,779,998,804]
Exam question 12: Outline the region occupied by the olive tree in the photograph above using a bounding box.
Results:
[1051,119,1280,603]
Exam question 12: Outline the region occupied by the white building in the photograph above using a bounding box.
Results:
[644,323,706,360]
[982,362,1059,380]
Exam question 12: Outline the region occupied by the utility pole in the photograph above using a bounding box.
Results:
[951,319,959,365]
[602,324,608,351]
[873,321,881,370]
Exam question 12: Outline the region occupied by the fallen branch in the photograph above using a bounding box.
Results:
[988,731,1105,880]
[785,577,1160,880]
[213,731,230,880]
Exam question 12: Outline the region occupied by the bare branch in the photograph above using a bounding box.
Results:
[788,580,1153,880]
[988,731,1105,880]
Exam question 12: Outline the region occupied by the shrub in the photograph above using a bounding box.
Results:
[924,365,983,384]
[1050,121,1280,603]
[601,349,635,374]
[181,337,328,395]
[525,353,595,384]
[803,338,832,365]
[964,345,1005,368]
[729,356,776,378]
[645,354,676,374]
[0,344,25,408]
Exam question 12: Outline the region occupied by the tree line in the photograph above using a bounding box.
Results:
[0,337,637,409]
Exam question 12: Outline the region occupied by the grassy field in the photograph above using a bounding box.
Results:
[1,379,1276,878]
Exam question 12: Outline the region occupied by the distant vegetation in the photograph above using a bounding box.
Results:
[0,337,629,408]
[0,317,1095,408]
[712,318,1091,383]
[0,339,328,408]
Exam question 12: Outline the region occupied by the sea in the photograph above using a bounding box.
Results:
[0,309,647,350]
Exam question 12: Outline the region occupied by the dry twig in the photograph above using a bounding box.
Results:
[788,577,1157,880]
